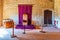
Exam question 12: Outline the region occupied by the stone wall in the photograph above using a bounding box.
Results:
[0,0,3,26]
[3,0,54,25]
[54,0,60,28]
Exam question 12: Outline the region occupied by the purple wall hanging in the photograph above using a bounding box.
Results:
[16,4,35,29]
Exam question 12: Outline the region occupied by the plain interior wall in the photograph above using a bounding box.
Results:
[54,0,60,28]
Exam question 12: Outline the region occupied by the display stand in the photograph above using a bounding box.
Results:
[40,24,46,33]
[23,25,26,34]
[11,21,17,38]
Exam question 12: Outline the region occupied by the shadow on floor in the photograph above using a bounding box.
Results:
[16,36,30,40]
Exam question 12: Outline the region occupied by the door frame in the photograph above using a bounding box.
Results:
[44,10,52,24]
[43,9,54,26]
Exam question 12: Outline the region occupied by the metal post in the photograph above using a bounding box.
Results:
[40,21,46,33]
[40,26,46,33]
[11,20,17,38]
[23,25,26,34]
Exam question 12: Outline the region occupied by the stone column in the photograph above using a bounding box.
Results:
[0,0,3,26]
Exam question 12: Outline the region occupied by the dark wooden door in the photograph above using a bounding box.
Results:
[44,10,52,24]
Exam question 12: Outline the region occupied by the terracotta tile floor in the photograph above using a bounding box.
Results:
[0,27,60,40]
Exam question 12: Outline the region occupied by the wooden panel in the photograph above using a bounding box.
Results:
[44,10,52,24]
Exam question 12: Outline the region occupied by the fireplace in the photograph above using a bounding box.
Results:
[16,4,35,29]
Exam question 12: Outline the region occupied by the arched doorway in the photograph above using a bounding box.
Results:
[44,10,52,24]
